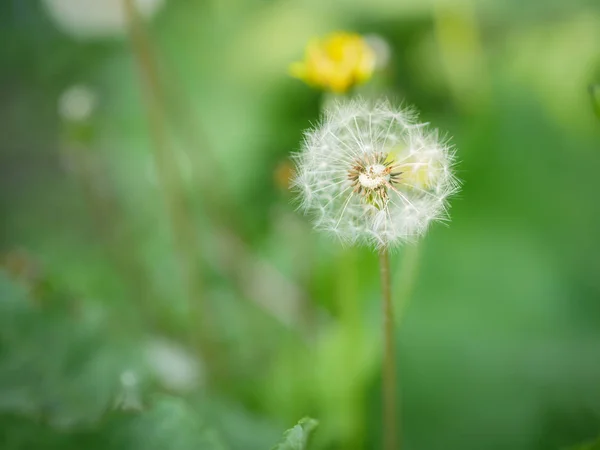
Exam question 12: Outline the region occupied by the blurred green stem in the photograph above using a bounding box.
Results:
[590,84,600,120]
[379,248,399,450]
[122,0,217,368]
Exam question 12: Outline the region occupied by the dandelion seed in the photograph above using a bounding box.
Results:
[292,99,459,249]
[289,32,376,93]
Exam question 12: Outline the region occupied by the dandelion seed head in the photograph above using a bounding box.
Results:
[292,99,459,249]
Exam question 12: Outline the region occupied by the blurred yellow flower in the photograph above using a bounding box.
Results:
[290,32,376,93]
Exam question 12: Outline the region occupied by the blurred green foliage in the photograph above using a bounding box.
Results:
[1,0,600,449]
[272,418,319,450]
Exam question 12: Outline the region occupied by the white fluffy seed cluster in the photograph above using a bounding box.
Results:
[293,99,459,249]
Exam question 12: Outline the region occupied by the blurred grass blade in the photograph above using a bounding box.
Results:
[590,84,600,120]
[271,418,318,450]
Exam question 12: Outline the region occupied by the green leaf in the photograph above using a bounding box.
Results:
[271,418,318,450]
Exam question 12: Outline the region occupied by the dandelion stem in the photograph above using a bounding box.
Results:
[379,248,399,450]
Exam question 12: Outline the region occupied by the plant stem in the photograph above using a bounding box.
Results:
[122,0,204,317]
[122,0,223,377]
[379,248,399,450]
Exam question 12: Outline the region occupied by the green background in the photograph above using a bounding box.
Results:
[1,0,600,449]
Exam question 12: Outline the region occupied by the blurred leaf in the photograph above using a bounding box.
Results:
[0,395,228,450]
[114,395,228,450]
[271,418,318,450]
[0,269,147,427]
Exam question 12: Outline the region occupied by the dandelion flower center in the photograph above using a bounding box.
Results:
[347,152,401,208]
[358,164,389,190]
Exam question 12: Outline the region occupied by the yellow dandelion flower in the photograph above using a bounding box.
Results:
[289,32,376,93]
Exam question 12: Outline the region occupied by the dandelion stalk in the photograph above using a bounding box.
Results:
[379,248,398,450]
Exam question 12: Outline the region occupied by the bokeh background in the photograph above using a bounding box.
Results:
[1,0,600,449]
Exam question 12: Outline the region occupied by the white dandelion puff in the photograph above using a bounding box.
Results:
[292,99,459,249]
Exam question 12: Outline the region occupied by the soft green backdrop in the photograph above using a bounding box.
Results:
[1,0,600,449]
